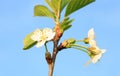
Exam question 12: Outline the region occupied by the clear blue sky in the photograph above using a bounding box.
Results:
[0,0,120,76]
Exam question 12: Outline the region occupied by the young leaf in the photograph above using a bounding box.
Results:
[23,33,37,50]
[62,19,74,26]
[63,25,72,31]
[65,0,95,16]
[61,17,74,31]
[34,5,55,19]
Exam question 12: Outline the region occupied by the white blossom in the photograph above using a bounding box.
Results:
[88,28,95,40]
[43,28,55,41]
[85,28,106,65]
[91,49,106,64]
[31,28,55,47]
[31,29,42,41]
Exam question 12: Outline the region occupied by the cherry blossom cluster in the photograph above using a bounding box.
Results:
[30,28,106,65]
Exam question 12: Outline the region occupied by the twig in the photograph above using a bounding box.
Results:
[48,23,62,76]
[48,40,59,76]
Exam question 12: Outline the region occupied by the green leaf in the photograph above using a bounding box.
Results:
[63,25,72,31]
[65,0,95,16]
[61,17,74,31]
[45,0,70,13]
[61,17,74,26]
[45,0,60,12]
[34,5,55,19]
[45,0,56,12]
[23,33,37,50]
[45,0,70,19]
[62,19,74,26]
[51,0,60,11]
[60,0,70,12]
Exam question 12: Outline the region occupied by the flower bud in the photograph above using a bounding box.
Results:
[58,40,68,51]
[58,38,76,50]
[67,38,76,44]
[45,52,52,64]
[83,38,89,44]
[65,38,76,48]
[62,40,68,47]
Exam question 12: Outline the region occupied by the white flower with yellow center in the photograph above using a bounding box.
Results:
[85,28,106,66]
[31,28,55,47]
[91,49,106,63]
[85,49,106,66]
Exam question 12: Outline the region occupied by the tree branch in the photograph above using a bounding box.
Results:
[48,40,59,76]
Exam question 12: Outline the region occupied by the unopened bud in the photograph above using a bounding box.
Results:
[65,38,76,48]
[45,52,52,64]
[62,40,68,47]
[58,40,68,51]
[58,38,76,50]
[83,38,89,44]
[67,38,76,44]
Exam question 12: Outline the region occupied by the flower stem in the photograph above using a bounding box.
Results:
[48,63,54,76]
[48,40,59,76]
[76,40,84,42]
[70,44,88,50]
[45,42,48,52]
[71,46,89,54]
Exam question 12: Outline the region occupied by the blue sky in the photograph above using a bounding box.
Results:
[0,0,120,76]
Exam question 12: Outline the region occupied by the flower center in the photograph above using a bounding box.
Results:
[88,47,100,55]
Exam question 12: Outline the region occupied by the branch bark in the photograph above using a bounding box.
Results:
[48,40,58,76]
[47,23,62,76]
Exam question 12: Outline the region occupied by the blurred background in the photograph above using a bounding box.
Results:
[0,0,120,76]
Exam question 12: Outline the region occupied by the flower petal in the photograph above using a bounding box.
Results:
[91,49,105,64]
[43,28,52,35]
[91,54,101,63]
[36,40,46,47]
[31,29,42,41]
[88,28,95,40]
[89,40,97,47]
[101,49,106,53]
[47,32,55,40]
[85,59,92,67]
[43,28,55,41]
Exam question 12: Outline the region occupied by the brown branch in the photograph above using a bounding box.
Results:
[48,40,58,76]
[47,22,63,76]
[48,63,53,76]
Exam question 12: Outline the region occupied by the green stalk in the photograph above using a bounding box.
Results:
[45,42,48,52]
[70,44,88,50]
[76,40,84,42]
[71,46,89,54]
